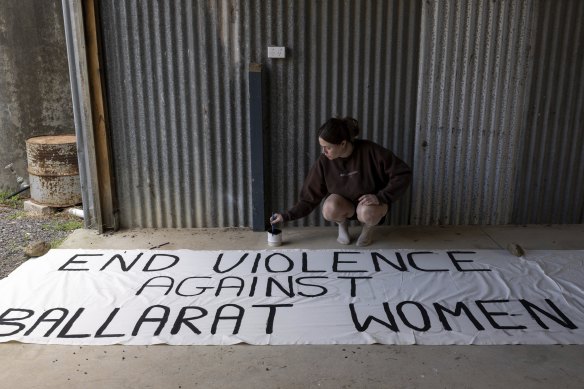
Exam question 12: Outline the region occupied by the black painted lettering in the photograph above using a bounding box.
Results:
[296,276,328,297]
[447,251,490,272]
[338,276,372,297]
[371,252,407,272]
[252,304,294,334]
[132,305,170,336]
[57,308,91,338]
[143,254,180,271]
[249,277,258,297]
[397,301,431,331]
[24,308,68,337]
[266,276,294,297]
[216,276,244,297]
[433,302,485,331]
[211,304,244,335]
[213,252,250,273]
[171,306,208,335]
[333,252,367,273]
[476,300,526,330]
[251,253,262,273]
[265,253,294,273]
[0,308,34,336]
[176,276,214,297]
[349,303,399,332]
[58,254,102,271]
[520,299,578,330]
[135,276,174,296]
[302,252,326,273]
[95,308,125,338]
[100,252,144,271]
[407,251,448,272]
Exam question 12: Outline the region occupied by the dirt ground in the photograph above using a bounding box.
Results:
[0,196,83,279]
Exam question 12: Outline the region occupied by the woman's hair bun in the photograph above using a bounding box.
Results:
[318,116,360,144]
[343,117,359,139]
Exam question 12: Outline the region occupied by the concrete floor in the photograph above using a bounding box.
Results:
[1,224,583,388]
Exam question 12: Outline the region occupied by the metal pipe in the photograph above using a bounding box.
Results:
[66,207,84,219]
[8,186,30,199]
[4,163,29,189]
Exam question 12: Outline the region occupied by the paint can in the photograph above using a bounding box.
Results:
[267,228,283,247]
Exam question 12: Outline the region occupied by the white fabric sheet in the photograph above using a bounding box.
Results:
[0,249,583,345]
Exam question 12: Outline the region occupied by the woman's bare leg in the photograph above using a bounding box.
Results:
[322,194,355,244]
[355,203,389,246]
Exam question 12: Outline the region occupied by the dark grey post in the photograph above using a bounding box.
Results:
[249,63,266,231]
[62,0,101,231]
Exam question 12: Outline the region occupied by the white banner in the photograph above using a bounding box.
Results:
[0,249,583,345]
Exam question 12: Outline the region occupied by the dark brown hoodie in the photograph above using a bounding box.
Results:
[282,139,412,222]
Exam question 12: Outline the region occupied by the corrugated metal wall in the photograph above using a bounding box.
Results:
[412,0,583,225]
[99,0,419,228]
[412,0,534,224]
[512,0,584,224]
[100,0,252,227]
[96,0,583,228]
[259,0,420,226]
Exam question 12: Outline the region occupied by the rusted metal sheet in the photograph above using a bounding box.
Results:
[26,135,81,207]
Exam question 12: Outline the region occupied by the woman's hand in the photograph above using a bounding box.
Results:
[358,194,380,206]
[270,213,284,224]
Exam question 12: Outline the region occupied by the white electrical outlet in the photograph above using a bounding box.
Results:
[267,46,286,58]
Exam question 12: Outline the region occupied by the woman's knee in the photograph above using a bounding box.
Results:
[322,194,354,221]
[356,204,388,225]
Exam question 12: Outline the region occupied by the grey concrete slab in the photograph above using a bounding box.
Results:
[482,224,584,250]
[1,343,582,389]
[60,225,502,251]
[2,225,584,389]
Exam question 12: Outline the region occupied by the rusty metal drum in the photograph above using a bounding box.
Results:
[26,135,82,207]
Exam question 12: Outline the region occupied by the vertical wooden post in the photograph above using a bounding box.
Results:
[83,0,118,230]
